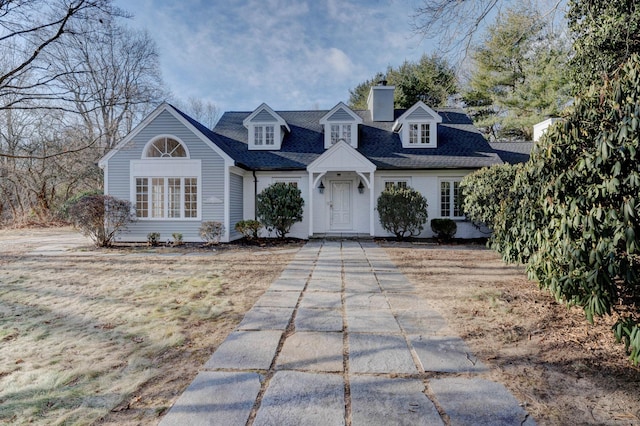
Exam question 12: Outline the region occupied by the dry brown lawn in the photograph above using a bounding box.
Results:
[383,242,640,426]
[0,227,301,425]
[2,228,640,425]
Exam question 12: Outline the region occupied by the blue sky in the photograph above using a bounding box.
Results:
[115,0,434,112]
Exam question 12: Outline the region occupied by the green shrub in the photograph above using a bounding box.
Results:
[147,232,160,246]
[235,219,261,240]
[199,221,224,245]
[172,233,183,246]
[67,194,134,247]
[460,163,520,232]
[487,55,640,364]
[430,218,457,241]
[256,182,304,239]
[377,184,428,240]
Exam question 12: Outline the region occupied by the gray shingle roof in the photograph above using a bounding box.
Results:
[489,142,533,164]
[174,104,528,171]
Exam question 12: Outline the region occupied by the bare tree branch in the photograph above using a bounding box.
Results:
[411,0,567,63]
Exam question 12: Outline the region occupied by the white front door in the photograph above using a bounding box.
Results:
[330,181,351,230]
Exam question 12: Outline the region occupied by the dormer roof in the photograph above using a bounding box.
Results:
[319,102,363,125]
[211,107,504,170]
[392,101,442,132]
[243,103,290,132]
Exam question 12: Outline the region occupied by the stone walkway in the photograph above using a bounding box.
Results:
[159,240,535,425]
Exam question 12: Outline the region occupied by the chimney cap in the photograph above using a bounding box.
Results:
[377,79,387,86]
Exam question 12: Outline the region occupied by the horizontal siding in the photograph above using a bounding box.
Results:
[116,220,205,243]
[251,110,278,122]
[407,108,435,120]
[106,109,226,242]
[229,173,244,240]
[327,108,354,121]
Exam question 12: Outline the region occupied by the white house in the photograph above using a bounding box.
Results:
[99,84,529,242]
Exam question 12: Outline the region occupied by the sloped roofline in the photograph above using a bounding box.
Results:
[392,101,443,132]
[98,102,235,168]
[307,139,376,172]
[319,102,363,124]
[242,102,291,132]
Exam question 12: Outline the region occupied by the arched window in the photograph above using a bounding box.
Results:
[144,137,187,158]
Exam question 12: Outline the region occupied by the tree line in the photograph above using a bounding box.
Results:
[0,0,217,225]
[455,0,640,364]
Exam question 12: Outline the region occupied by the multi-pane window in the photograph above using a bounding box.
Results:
[151,178,164,218]
[135,178,149,218]
[136,177,198,219]
[409,123,430,145]
[145,137,186,157]
[330,124,351,144]
[384,181,408,190]
[273,179,299,189]
[254,126,263,145]
[184,178,198,218]
[265,125,274,145]
[168,178,181,218]
[440,180,463,218]
[254,125,275,145]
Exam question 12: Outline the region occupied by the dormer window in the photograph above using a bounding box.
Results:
[409,123,430,145]
[243,103,289,151]
[320,102,362,149]
[255,125,275,146]
[330,123,351,145]
[393,101,442,149]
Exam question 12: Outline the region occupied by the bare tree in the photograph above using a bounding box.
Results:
[0,0,125,111]
[412,0,566,60]
[0,107,100,223]
[49,21,166,152]
[172,96,220,130]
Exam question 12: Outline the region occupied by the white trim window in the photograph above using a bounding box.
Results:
[273,177,300,188]
[144,137,187,158]
[383,179,409,190]
[409,123,430,145]
[135,177,198,219]
[330,123,351,144]
[254,125,275,146]
[440,179,463,218]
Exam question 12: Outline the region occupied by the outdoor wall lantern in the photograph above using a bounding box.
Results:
[358,180,365,194]
[318,181,325,194]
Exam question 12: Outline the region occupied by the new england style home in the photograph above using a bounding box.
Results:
[99,83,529,242]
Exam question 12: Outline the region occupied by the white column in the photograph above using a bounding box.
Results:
[369,172,375,236]
[308,172,314,237]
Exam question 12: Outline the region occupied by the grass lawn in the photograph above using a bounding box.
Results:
[0,227,300,425]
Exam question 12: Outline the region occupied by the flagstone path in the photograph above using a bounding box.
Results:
[159,240,535,426]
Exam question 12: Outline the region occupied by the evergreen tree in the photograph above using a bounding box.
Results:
[348,54,456,110]
[464,6,571,140]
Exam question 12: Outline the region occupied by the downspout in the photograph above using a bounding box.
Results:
[253,170,258,220]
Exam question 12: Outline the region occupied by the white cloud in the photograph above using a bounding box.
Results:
[115,0,432,112]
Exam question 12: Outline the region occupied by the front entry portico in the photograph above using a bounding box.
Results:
[307,140,377,237]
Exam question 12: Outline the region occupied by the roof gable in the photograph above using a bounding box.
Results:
[319,102,363,124]
[242,103,290,132]
[211,107,502,170]
[99,103,234,168]
[393,101,442,131]
[307,139,375,173]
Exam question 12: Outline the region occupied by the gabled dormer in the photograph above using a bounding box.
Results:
[392,102,443,149]
[243,103,290,150]
[319,102,363,149]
